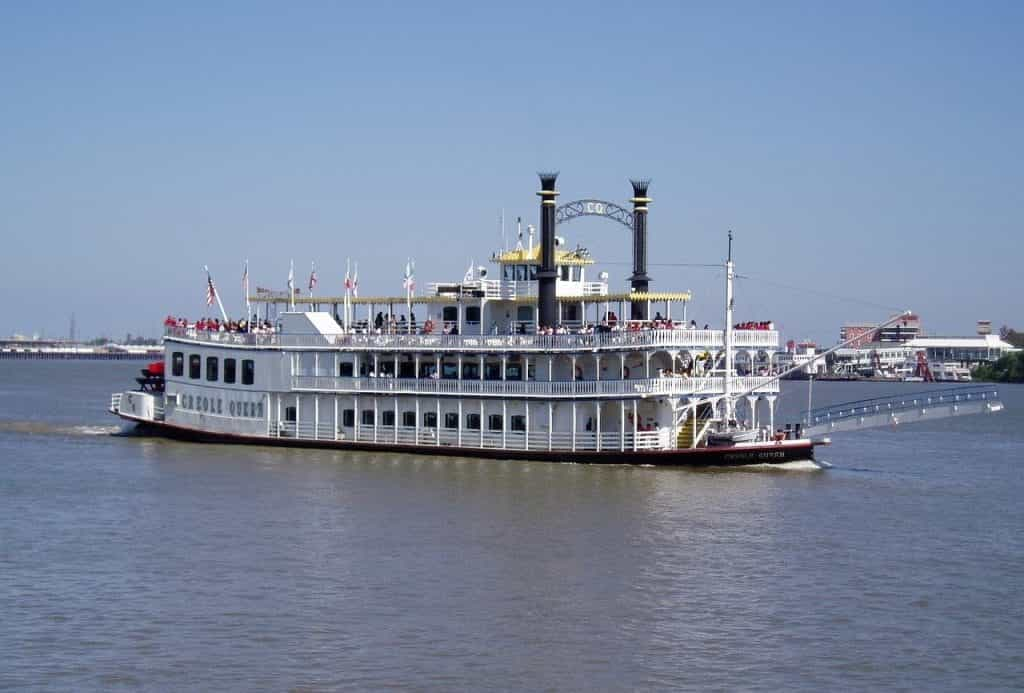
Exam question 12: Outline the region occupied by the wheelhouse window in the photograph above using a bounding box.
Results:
[172,352,184,377]
[444,413,459,429]
[285,406,297,422]
[510,415,526,432]
[402,411,416,427]
[381,410,395,426]
[189,354,201,379]
[223,358,236,384]
[338,362,354,377]
[487,414,503,431]
[361,410,375,426]
[342,409,355,427]
[466,306,481,323]
[241,359,255,385]
[466,413,481,430]
[442,306,457,323]
[423,412,437,428]
[206,356,218,382]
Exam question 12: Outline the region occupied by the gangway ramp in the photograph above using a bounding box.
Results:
[803,385,1003,437]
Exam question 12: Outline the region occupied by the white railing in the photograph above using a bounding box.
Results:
[110,392,122,413]
[165,327,779,353]
[290,375,778,398]
[268,422,672,452]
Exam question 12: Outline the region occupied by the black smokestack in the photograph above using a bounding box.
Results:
[537,172,559,328]
[629,178,651,321]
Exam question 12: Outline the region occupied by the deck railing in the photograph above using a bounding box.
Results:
[290,375,778,398]
[165,327,779,352]
[272,421,670,452]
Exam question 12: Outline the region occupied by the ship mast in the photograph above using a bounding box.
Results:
[723,231,735,424]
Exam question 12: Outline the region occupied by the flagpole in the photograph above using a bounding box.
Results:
[243,259,251,323]
[288,259,295,310]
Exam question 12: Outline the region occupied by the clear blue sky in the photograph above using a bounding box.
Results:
[1,1,1020,343]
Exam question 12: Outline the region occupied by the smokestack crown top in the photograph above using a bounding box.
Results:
[538,172,559,193]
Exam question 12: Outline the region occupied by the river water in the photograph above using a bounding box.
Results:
[1,361,1021,691]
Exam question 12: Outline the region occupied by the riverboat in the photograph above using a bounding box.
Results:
[109,174,816,466]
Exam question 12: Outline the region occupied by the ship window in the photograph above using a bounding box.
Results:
[361,410,375,426]
[189,354,201,379]
[515,265,527,281]
[223,358,236,384]
[466,306,480,323]
[382,410,395,426]
[338,362,354,377]
[528,266,537,280]
[510,415,526,432]
[560,266,570,281]
[462,363,479,379]
[484,363,501,380]
[399,361,416,378]
[342,409,355,427]
[444,412,459,429]
[506,364,522,381]
[285,406,296,422]
[466,413,481,430]
[488,414,503,431]
[442,306,457,323]
[423,411,437,428]
[172,352,184,377]
[402,411,416,427]
[206,357,218,381]
[441,363,458,379]
[502,265,512,281]
[242,359,255,385]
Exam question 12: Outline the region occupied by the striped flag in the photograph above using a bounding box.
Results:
[206,271,217,307]
[308,261,318,293]
[344,260,353,291]
[352,262,358,297]
[402,259,415,294]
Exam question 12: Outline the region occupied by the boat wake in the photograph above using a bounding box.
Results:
[712,458,831,472]
[0,420,126,437]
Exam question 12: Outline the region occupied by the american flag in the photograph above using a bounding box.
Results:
[352,263,359,297]
[344,262,353,291]
[206,272,217,307]
[309,262,318,292]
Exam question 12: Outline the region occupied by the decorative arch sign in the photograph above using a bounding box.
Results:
[555,198,634,230]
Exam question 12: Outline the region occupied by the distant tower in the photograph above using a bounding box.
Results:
[629,179,652,320]
[69,313,77,343]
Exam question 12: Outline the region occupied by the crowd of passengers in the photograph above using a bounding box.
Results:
[352,309,721,336]
[733,321,775,330]
[163,316,276,334]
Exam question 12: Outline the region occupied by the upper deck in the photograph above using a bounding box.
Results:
[164,325,780,353]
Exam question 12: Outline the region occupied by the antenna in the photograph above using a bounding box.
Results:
[727,230,733,263]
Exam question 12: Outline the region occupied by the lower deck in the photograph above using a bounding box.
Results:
[122,415,815,467]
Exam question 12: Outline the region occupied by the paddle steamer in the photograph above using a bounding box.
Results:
[109,174,814,465]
